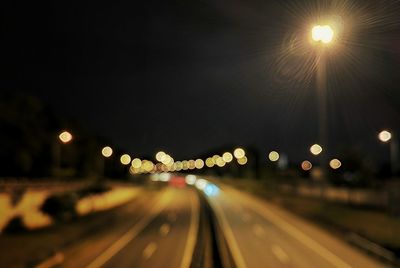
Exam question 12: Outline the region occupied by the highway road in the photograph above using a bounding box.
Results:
[30,176,391,268]
[36,186,199,268]
[206,181,389,268]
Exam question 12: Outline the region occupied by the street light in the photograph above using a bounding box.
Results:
[310,144,323,156]
[59,131,73,144]
[54,130,73,176]
[378,130,392,143]
[102,146,113,157]
[99,146,113,178]
[311,23,336,177]
[312,25,334,44]
[378,130,398,176]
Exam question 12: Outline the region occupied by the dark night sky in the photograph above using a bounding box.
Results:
[2,0,400,161]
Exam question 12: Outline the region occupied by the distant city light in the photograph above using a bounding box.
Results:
[301,160,313,171]
[195,159,204,169]
[222,152,233,163]
[378,130,392,143]
[233,148,245,159]
[237,156,248,165]
[120,154,131,165]
[188,160,195,170]
[329,159,342,169]
[312,25,334,44]
[59,131,73,144]
[131,158,142,169]
[216,157,226,167]
[142,160,155,172]
[310,144,323,155]
[101,146,113,157]
[205,158,215,168]
[268,151,280,162]
[182,160,189,170]
[155,151,166,162]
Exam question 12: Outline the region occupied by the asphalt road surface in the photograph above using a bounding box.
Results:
[55,187,199,268]
[34,179,389,268]
[206,182,388,268]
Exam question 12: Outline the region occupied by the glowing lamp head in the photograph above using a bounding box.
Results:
[59,131,73,144]
[312,25,334,44]
[101,146,113,157]
[378,130,392,143]
[310,144,323,155]
[120,154,131,165]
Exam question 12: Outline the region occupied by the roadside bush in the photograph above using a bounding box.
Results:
[3,216,27,233]
[41,192,79,222]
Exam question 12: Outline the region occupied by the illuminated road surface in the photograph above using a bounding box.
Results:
[58,187,199,268]
[33,181,388,268]
[207,182,387,268]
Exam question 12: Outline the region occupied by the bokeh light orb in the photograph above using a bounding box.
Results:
[195,159,204,169]
[378,130,392,143]
[237,156,248,165]
[155,151,166,162]
[131,158,142,169]
[216,157,226,167]
[329,159,342,170]
[205,158,215,168]
[120,154,131,165]
[101,146,113,157]
[233,148,245,159]
[268,151,280,162]
[310,144,323,155]
[222,152,233,163]
[59,131,73,144]
[301,160,313,171]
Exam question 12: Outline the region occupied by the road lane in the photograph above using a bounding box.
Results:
[207,181,388,268]
[99,187,199,268]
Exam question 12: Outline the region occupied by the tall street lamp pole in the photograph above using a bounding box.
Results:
[53,130,73,176]
[378,130,398,176]
[311,24,334,178]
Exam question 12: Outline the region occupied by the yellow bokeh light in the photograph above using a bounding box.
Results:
[212,155,220,162]
[101,146,113,157]
[120,154,131,165]
[312,25,334,44]
[142,160,155,172]
[205,158,215,168]
[329,159,342,170]
[175,161,183,171]
[222,152,233,163]
[131,158,142,169]
[301,160,313,171]
[233,148,245,159]
[310,144,323,155]
[216,157,226,167]
[195,159,204,169]
[182,160,189,170]
[237,156,248,165]
[155,151,166,162]
[59,131,73,144]
[188,160,196,170]
[268,151,279,162]
[378,130,392,143]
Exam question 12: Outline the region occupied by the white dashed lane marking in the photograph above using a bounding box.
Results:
[142,242,158,260]
[272,244,290,264]
[159,223,170,236]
